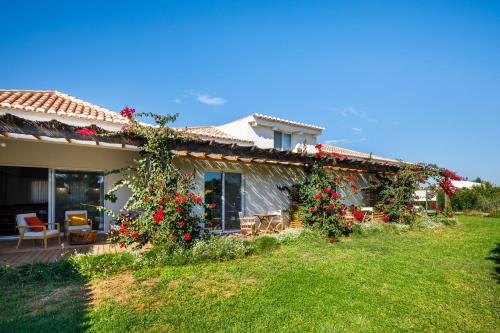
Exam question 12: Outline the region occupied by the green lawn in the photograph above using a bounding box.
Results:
[1,216,499,332]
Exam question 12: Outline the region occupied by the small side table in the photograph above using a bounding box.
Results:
[68,229,97,245]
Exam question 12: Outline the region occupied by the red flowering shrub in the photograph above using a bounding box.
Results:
[100,107,210,250]
[120,106,136,119]
[377,163,461,223]
[75,128,97,136]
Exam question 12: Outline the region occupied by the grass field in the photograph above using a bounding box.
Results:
[1,216,499,332]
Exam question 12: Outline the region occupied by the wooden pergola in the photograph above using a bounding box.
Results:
[0,113,401,174]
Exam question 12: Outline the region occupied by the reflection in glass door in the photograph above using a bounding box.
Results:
[204,172,222,231]
[224,173,242,230]
[55,170,104,231]
[204,172,242,232]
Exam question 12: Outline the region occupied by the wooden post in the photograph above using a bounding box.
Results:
[444,193,450,211]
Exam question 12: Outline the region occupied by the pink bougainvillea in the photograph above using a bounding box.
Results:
[75,128,97,136]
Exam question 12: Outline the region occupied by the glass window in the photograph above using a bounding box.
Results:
[283,133,292,151]
[224,173,242,230]
[0,166,48,236]
[273,131,282,149]
[55,170,104,231]
[204,172,222,231]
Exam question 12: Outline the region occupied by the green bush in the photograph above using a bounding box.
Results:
[0,260,80,285]
[251,235,280,254]
[69,252,135,279]
[268,228,322,244]
[191,236,255,262]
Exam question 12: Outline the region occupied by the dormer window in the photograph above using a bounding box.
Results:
[273,131,292,151]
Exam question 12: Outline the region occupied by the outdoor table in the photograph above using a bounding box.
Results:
[254,213,279,233]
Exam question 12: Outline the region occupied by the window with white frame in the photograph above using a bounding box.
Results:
[273,131,293,151]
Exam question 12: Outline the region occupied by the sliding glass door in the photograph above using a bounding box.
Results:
[204,172,242,232]
[55,170,104,231]
[224,173,242,230]
[0,166,48,236]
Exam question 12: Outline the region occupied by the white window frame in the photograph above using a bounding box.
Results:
[273,130,293,151]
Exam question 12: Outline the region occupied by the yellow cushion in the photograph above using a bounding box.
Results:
[68,214,87,226]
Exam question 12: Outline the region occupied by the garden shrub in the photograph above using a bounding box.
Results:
[0,260,80,285]
[191,236,255,262]
[251,235,280,254]
[69,252,135,279]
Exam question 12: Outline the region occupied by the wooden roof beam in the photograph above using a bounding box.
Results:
[189,152,207,159]
[238,157,254,163]
[207,153,223,160]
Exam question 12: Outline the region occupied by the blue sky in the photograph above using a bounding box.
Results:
[1,0,499,183]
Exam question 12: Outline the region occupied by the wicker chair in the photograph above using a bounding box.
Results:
[239,212,257,235]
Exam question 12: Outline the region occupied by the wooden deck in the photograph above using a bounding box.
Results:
[0,234,126,267]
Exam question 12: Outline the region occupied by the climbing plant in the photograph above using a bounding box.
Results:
[289,144,363,240]
[375,163,461,223]
[75,107,213,249]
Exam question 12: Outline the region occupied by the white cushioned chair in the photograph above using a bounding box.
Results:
[64,210,93,239]
[16,213,60,249]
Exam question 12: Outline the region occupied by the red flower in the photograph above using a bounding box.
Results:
[207,203,217,209]
[153,208,164,223]
[329,238,335,244]
[383,215,390,222]
[194,197,203,203]
[333,152,344,159]
[175,208,183,213]
[323,188,332,194]
[131,232,141,238]
[118,225,127,234]
[341,210,347,216]
[351,185,359,191]
[147,187,153,192]
[120,106,135,119]
[178,221,186,227]
[75,128,97,136]
[418,177,426,184]
[119,242,125,248]
[353,210,364,220]
[347,175,356,182]
[326,203,335,211]
[447,214,454,218]
[332,192,339,200]
[310,207,318,213]
[157,199,164,205]
[315,143,323,150]
[184,233,192,241]
[315,151,324,158]
[315,193,322,200]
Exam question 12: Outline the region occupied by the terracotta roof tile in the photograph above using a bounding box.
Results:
[253,113,324,131]
[176,126,254,144]
[321,144,399,164]
[0,89,128,124]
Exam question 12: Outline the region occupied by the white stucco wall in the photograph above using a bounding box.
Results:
[173,157,306,224]
[217,115,320,153]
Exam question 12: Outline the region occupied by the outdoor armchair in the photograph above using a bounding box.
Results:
[16,213,61,249]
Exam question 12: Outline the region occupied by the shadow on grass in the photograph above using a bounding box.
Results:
[486,242,500,284]
[0,260,91,333]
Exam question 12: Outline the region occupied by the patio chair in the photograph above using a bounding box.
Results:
[64,210,92,239]
[239,213,257,235]
[269,214,284,233]
[361,207,374,223]
[16,213,60,249]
